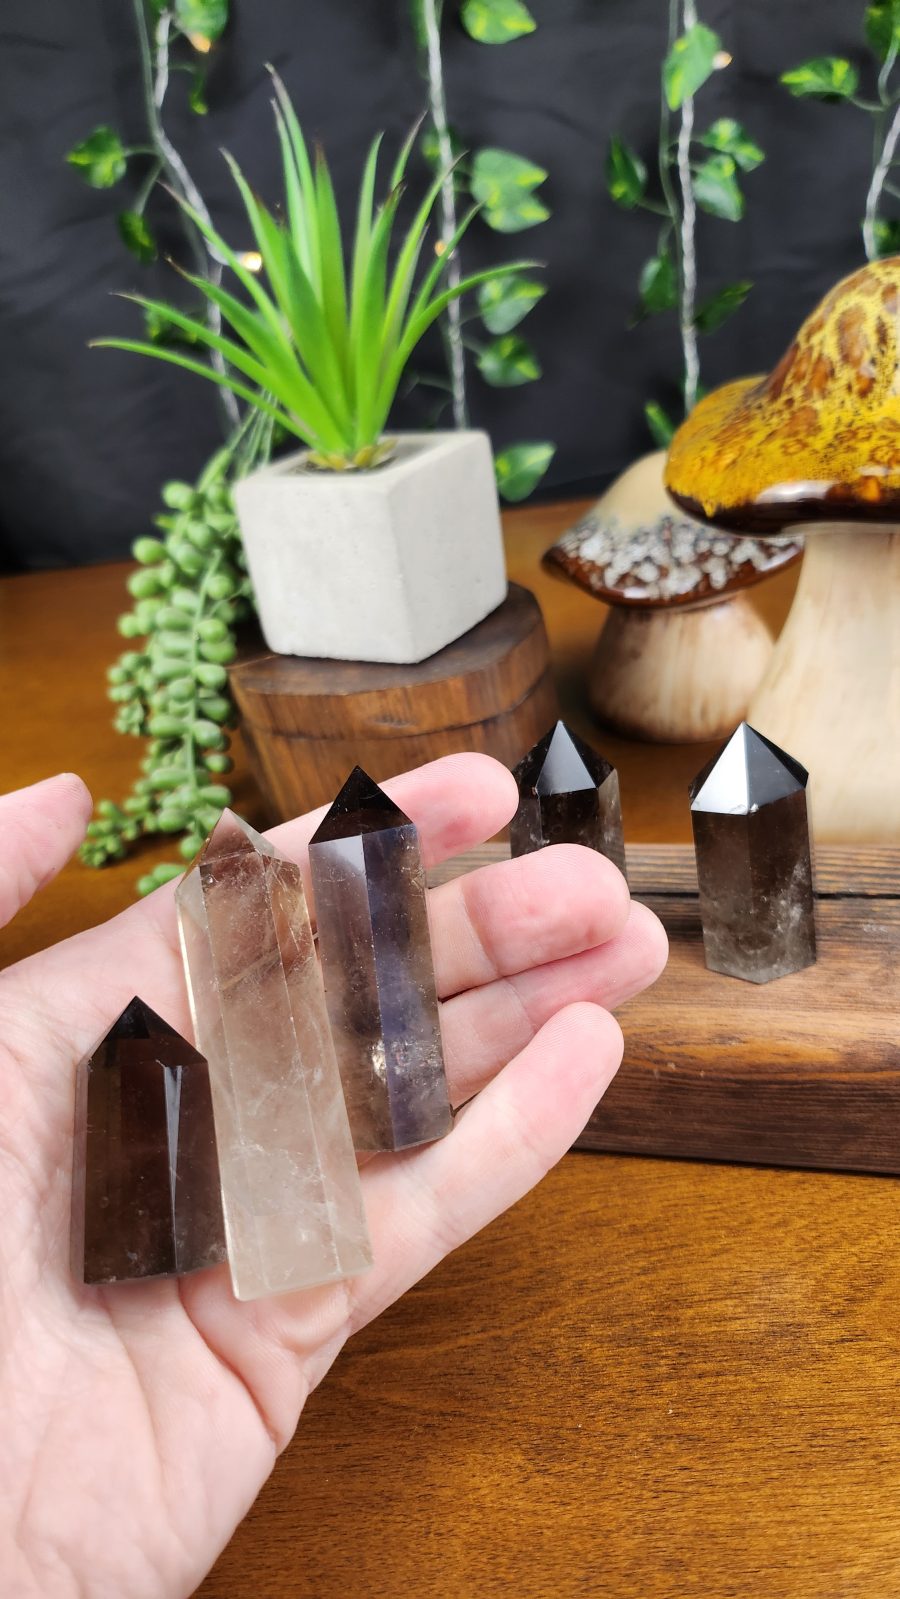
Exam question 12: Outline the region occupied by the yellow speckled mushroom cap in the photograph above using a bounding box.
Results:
[665,259,900,532]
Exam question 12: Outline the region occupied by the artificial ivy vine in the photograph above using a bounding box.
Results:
[782,1,900,260]
[607,0,765,445]
[411,0,556,500]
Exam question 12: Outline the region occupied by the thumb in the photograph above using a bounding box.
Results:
[0,773,93,928]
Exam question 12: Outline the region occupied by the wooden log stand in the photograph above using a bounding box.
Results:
[433,843,900,1174]
[229,583,558,819]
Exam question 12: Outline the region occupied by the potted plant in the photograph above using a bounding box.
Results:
[98,75,535,664]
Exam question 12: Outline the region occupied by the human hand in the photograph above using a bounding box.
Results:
[0,756,666,1599]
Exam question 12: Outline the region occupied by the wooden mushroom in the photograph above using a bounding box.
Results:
[665,259,900,841]
[544,451,801,742]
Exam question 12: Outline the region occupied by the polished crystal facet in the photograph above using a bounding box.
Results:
[71,997,225,1285]
[510,720,628,881]
[309,768,452,1153]
[690,723,816,983]
[176,810,372,1301]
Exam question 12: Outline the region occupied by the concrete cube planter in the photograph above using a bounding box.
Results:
[233,430,508,664]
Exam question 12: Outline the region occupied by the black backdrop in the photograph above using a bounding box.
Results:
[0,0,872,569]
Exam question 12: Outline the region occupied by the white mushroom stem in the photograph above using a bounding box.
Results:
[747,525,900,841]
[590,594,773,743]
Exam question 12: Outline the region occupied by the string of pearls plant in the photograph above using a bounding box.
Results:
[80,421,268,893]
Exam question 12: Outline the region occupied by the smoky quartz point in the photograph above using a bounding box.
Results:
[71,997,225,1285]
[176,810,372,1301]
[309,767,452,1153]
[510,720,628,881]
[689,722,816,984]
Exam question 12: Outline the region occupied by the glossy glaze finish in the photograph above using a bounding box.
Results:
[666,259,900,530]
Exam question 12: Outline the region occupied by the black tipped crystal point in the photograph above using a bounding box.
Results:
[514,719,615,797]
[690,723,808,815]
[510,721,627,880]
[310,766,411,843]
[689,723,816,984]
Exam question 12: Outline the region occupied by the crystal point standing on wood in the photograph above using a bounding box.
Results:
[176,810,372,1301]
[309,768,452,1153]
[71,998,225,1285]
[690,723,816,984]
[510,720,628,881]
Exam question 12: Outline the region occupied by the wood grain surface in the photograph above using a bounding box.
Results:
[230,583,559,816]
[10,507,900,1599]
[436,843,900,1174]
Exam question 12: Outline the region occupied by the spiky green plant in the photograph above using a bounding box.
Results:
[96,74,534,469]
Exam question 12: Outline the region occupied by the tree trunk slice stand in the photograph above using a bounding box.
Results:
[229,583,558,819]
[432,844,900,1174]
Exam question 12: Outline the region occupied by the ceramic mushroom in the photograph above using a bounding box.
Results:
[665,259,900,841]
[544,451,802,742]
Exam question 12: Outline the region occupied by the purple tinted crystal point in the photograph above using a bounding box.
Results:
[309,768,452,1153]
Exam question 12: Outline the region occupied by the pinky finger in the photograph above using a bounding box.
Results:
[345,1002,624,1338]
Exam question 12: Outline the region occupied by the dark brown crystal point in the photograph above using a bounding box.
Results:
[510,720,628,881]
[309,767,452,1153]
[71,998,226,1285]
[690,723,816,984]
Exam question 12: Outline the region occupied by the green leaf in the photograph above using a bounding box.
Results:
[605,137,647,209]
[693,154,743,221]
[663,24,721,111]
[477,334,541,386]
[645,401,676,449]
[461,0,535,44]
[495,442,555,502]
[477,273,545,333]
[873,216,900,256]
[470,147,549,232]
[780,58,859,100]
[117,210,157,264]
[144,305,202,346]
[173,0,228,41]
[66,126,127,189]
[694,279,752,333]
[865,1,900,61]
[697,118,764,172]
[189,69,208,115]
[638,250,677,315]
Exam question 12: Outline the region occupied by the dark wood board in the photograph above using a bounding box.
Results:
[432,844,900,1175]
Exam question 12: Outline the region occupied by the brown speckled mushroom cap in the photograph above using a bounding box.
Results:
[665,259,900,532]
[544,451,802,610]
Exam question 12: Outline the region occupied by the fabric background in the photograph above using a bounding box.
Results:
[0,0,872,568]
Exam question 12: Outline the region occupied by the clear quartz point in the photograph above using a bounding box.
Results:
[176,810,372,1301]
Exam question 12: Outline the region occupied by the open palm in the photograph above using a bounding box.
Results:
[0,755,666,1599]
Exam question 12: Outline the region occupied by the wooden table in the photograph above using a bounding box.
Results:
[6,508,900,1598]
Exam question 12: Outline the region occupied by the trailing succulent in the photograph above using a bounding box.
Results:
[80,442,258,893]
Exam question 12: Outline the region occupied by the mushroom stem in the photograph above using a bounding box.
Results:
[747,525,900,841]
[589,594,773,743]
